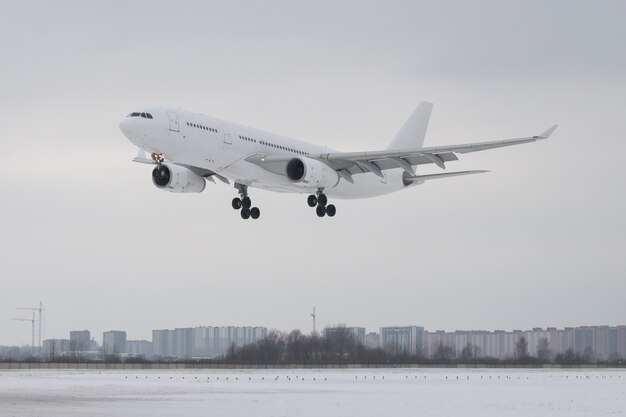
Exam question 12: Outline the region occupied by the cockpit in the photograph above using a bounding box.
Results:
[126,112,154,119]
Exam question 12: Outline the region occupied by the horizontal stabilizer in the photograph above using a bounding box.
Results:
[405,170,489,183]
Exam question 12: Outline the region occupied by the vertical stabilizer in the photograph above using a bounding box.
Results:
[387,101,433,150]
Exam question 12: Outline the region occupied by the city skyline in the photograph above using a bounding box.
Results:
[9,305,626,348]
[6,321,626,362]
[7,300,626,347]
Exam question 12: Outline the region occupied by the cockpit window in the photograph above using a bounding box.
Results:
[127,112,153,119]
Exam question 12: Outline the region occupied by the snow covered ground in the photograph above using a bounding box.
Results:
[0,368,624,417]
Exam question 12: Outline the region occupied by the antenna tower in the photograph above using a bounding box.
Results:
[311,306,316,334]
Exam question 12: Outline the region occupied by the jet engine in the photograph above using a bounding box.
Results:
[286,157,339,188]
[151,164,206,193]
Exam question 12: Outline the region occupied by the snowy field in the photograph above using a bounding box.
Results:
[1,368,624,417]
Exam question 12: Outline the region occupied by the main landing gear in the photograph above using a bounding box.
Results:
[307,189,336,218]
[232,183,260,220]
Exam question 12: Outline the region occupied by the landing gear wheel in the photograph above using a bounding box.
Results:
[326,204,336,217]
[241,208,251,219]
[232,197,242,210]
[317,194,328,207]
[307,195,318,207]
[241,196,252,209]
[250,207,260,219]
[316,205,326,217]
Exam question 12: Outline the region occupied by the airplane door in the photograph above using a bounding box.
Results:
[223,126,232,145]
[167,111,181,140]
[167,111,180,132]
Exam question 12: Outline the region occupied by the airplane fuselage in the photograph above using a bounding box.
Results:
[120,107,408,199]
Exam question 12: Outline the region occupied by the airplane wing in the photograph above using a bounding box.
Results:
[319,125,557,176]
[245,125,557,181]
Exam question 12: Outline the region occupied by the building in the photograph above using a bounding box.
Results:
[574,327,594,356]
[151,326,268,359]
[420,326,626,361]
[43,339,70,357]
[69,330,91,351]
[594,326,611,361]
[324,327,366,346]
[102,331,127,355]
[365,332,380,350]
[174,328,193,358]
[152,329,174,357]
[380,326,425,356]
[126,340,153,356]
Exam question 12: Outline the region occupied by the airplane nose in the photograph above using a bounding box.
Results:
[119,118,132,137]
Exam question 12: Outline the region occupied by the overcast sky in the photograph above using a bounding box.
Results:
[1,0,625,345]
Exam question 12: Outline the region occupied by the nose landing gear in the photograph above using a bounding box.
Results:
[232,183,260,220]
[308,189,336,218]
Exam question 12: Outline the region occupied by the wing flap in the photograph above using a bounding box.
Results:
[405,170,489,183]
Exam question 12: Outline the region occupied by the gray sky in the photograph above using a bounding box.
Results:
[1,0,625,345]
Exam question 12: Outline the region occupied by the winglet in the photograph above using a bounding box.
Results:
[536,125,558,139]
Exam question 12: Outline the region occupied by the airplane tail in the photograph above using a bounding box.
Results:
[387,101,433,150]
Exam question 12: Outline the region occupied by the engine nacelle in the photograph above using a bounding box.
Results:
[152,164,206,193]
[286,157,339,188]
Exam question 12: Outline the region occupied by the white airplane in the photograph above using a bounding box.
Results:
[119,102,556,219]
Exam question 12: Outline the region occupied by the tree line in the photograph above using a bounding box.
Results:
[222,329,624,366]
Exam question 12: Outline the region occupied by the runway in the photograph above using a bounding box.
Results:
[1,368,624,416]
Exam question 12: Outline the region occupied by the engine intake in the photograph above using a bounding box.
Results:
[285,157,339,188]
[151,164,206,193]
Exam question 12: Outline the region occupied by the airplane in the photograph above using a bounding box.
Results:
[119,102,556,220]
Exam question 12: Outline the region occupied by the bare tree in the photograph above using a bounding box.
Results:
[460,342,480,362]
[323,324,359,362]
[432,342,455,363]
[536,338,550,362]
[414,339,426,360]
[515,336,529,359]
